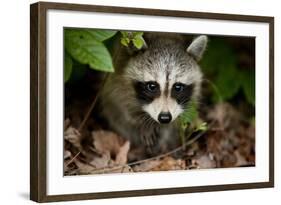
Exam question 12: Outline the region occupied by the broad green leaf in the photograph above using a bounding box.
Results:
[64,52,73,82]
[214,64,240,101]
[65,29,114,72]
[180,100,198,125]
[200,38,252,103]
[201,39,237,75]
[241,70,255,106]
[85,29,117,41]
[132,37,144,49]
[133,32,144,38]
[179,100,199,145]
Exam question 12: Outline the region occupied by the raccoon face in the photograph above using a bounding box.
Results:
[127,35,208,124]
[133,80,195,123]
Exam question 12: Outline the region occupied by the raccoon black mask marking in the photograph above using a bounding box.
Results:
[133,81,161,104]
[100,33,208,152]
[171,83,194,106]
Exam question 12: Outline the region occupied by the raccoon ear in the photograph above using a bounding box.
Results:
[186,35,208,61]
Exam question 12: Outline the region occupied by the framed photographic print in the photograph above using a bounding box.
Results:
[30,1,274,202]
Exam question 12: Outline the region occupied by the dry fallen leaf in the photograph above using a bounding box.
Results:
[234,150,248,167]
[64,126,81,149]
[74,153,111,174]
[115,141,130,165]
[93,130,123,153]
[191,154,216,169]
[151,157,186,171]
[64,150,71,160]
[92,130,130,165]
[70,130,131,175]
[133,157,185,172]
[133,160,161,172]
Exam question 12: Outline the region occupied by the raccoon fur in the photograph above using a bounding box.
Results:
[99,32,208,154]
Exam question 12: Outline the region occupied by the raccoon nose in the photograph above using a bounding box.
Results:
[158,112,172,124]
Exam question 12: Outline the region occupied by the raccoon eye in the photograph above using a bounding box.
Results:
[173,83,185,92]
[145,81,158,92]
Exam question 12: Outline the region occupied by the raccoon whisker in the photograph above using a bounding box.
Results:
[148,119,159,145]
[142,114,152,127]
[138,115,155,147]
[145,119,156,146]
[136,113,152,132]
[140,114,154,130]
[138,113,150,123]
[146,118,157,138]
[144,117,153,130]
[148,118,156,130]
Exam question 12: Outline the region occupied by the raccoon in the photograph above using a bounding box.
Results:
[99,33,208,154]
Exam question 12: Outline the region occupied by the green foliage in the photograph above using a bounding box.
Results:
[68,59,88,82]
[179,100,198,127]
[120,31,145,49]
[179,100,208,145]
[240,70,255,105]
[200,38,255,106]
[195,122,208,132]
[65,29,116,72]
[64,29,117,82]
[64,52,73,82]
[64,29,146,83]
[85,29,117,41]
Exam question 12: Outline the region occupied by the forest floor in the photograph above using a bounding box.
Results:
[64,74,255,175]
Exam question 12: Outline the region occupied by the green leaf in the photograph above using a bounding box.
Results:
[200,39,237,75]
[195,122,208,132]
[85,29,117,41]
[132,37,144,49]
[200,38,244,102]
[65,29,114,72]
[120,31,129,38]
[241,70,255,106]
[69,59,88,82]
[64,52,73,82]
[121,37,130,47]
[214,64,240,101]
[132,32,144,38]
[120,31,145,49]
[180,100,198,125]
[178,100,199,145]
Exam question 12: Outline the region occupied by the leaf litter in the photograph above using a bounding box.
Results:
[64,99,255,175]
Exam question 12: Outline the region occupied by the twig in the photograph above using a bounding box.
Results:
[66,151,81,167]
[78,74,109,132]
[77,36,121,132]
[84,127,210,174]
[67,38,122,168]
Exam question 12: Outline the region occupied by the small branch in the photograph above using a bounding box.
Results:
[77,36,121,132]
[84,127,209,174]
[78,73,109,132]
[66,151,81,167]
[67,38,123,169]
[77,93,99,132]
